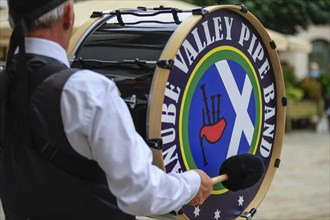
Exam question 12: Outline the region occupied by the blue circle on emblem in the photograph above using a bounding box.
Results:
[188,60,256,186]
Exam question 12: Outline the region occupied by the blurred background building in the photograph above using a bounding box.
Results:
[1,0,329,131]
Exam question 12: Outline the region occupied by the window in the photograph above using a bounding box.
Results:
[309,40,330,75]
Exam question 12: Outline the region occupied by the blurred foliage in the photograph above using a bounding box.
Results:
[182,0,330,34]
[297,78,322,100]
[282,63,298,87]
[318,73,330,107]
[282,63,304,103]
[281,63,329,104]
[286,87,304,104]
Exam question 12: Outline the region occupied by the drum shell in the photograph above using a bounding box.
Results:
[69,12,187,138]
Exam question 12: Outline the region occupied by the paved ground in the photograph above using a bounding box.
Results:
[1,130,329,220]
[254,130,330,220]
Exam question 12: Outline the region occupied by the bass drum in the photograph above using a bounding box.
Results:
[68,7,189,140]
[68,4,286,220]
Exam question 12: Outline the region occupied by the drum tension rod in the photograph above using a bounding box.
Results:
[240,208,257,220]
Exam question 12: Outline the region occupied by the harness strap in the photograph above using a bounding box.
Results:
[0,68,6,156]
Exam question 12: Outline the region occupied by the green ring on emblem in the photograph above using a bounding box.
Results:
[179,46,263,194]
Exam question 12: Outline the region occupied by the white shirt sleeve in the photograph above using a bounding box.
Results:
[60,70,201,216]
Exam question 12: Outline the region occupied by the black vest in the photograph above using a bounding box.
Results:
[0,55,134,219]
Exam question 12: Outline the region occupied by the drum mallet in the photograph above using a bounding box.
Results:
[211,154,265,191]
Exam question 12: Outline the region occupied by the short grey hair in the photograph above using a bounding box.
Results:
[8,0,73,30]
[31,3,66,30]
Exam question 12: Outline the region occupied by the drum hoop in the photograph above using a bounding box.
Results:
[147,5,286,219]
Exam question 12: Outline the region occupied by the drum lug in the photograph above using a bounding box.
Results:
[157,59,174,70]
[270,40,277,49]
[90,11,104,18]
[282,97,287,107]
[274,158,281,168]
[236,3,248,13]
[147,139,163,150]
[240,208,257,220]
[192,8,209,18]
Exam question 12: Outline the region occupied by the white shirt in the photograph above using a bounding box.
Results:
[25,37,200,216]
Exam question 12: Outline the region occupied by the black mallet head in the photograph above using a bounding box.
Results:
[219,154,265,191]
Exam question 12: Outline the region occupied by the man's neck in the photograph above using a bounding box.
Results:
[26,24,70,51]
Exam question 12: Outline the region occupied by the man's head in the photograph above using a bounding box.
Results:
[7,0,74,49]
[8,0,68,27]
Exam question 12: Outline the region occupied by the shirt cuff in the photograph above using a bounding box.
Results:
[181,170,201,201]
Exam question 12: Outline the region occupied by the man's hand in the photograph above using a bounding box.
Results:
[189,170,213,206]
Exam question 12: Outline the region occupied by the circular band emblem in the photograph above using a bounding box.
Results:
[180,46,262,195]
[149,5,285,220]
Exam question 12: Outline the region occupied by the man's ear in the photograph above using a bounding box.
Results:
[63,1,74,31]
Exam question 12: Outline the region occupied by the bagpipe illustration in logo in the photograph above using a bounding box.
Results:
[154,5,285,220]
[199,84,227,167]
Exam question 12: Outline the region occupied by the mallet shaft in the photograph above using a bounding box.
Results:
[211,174,228,184]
